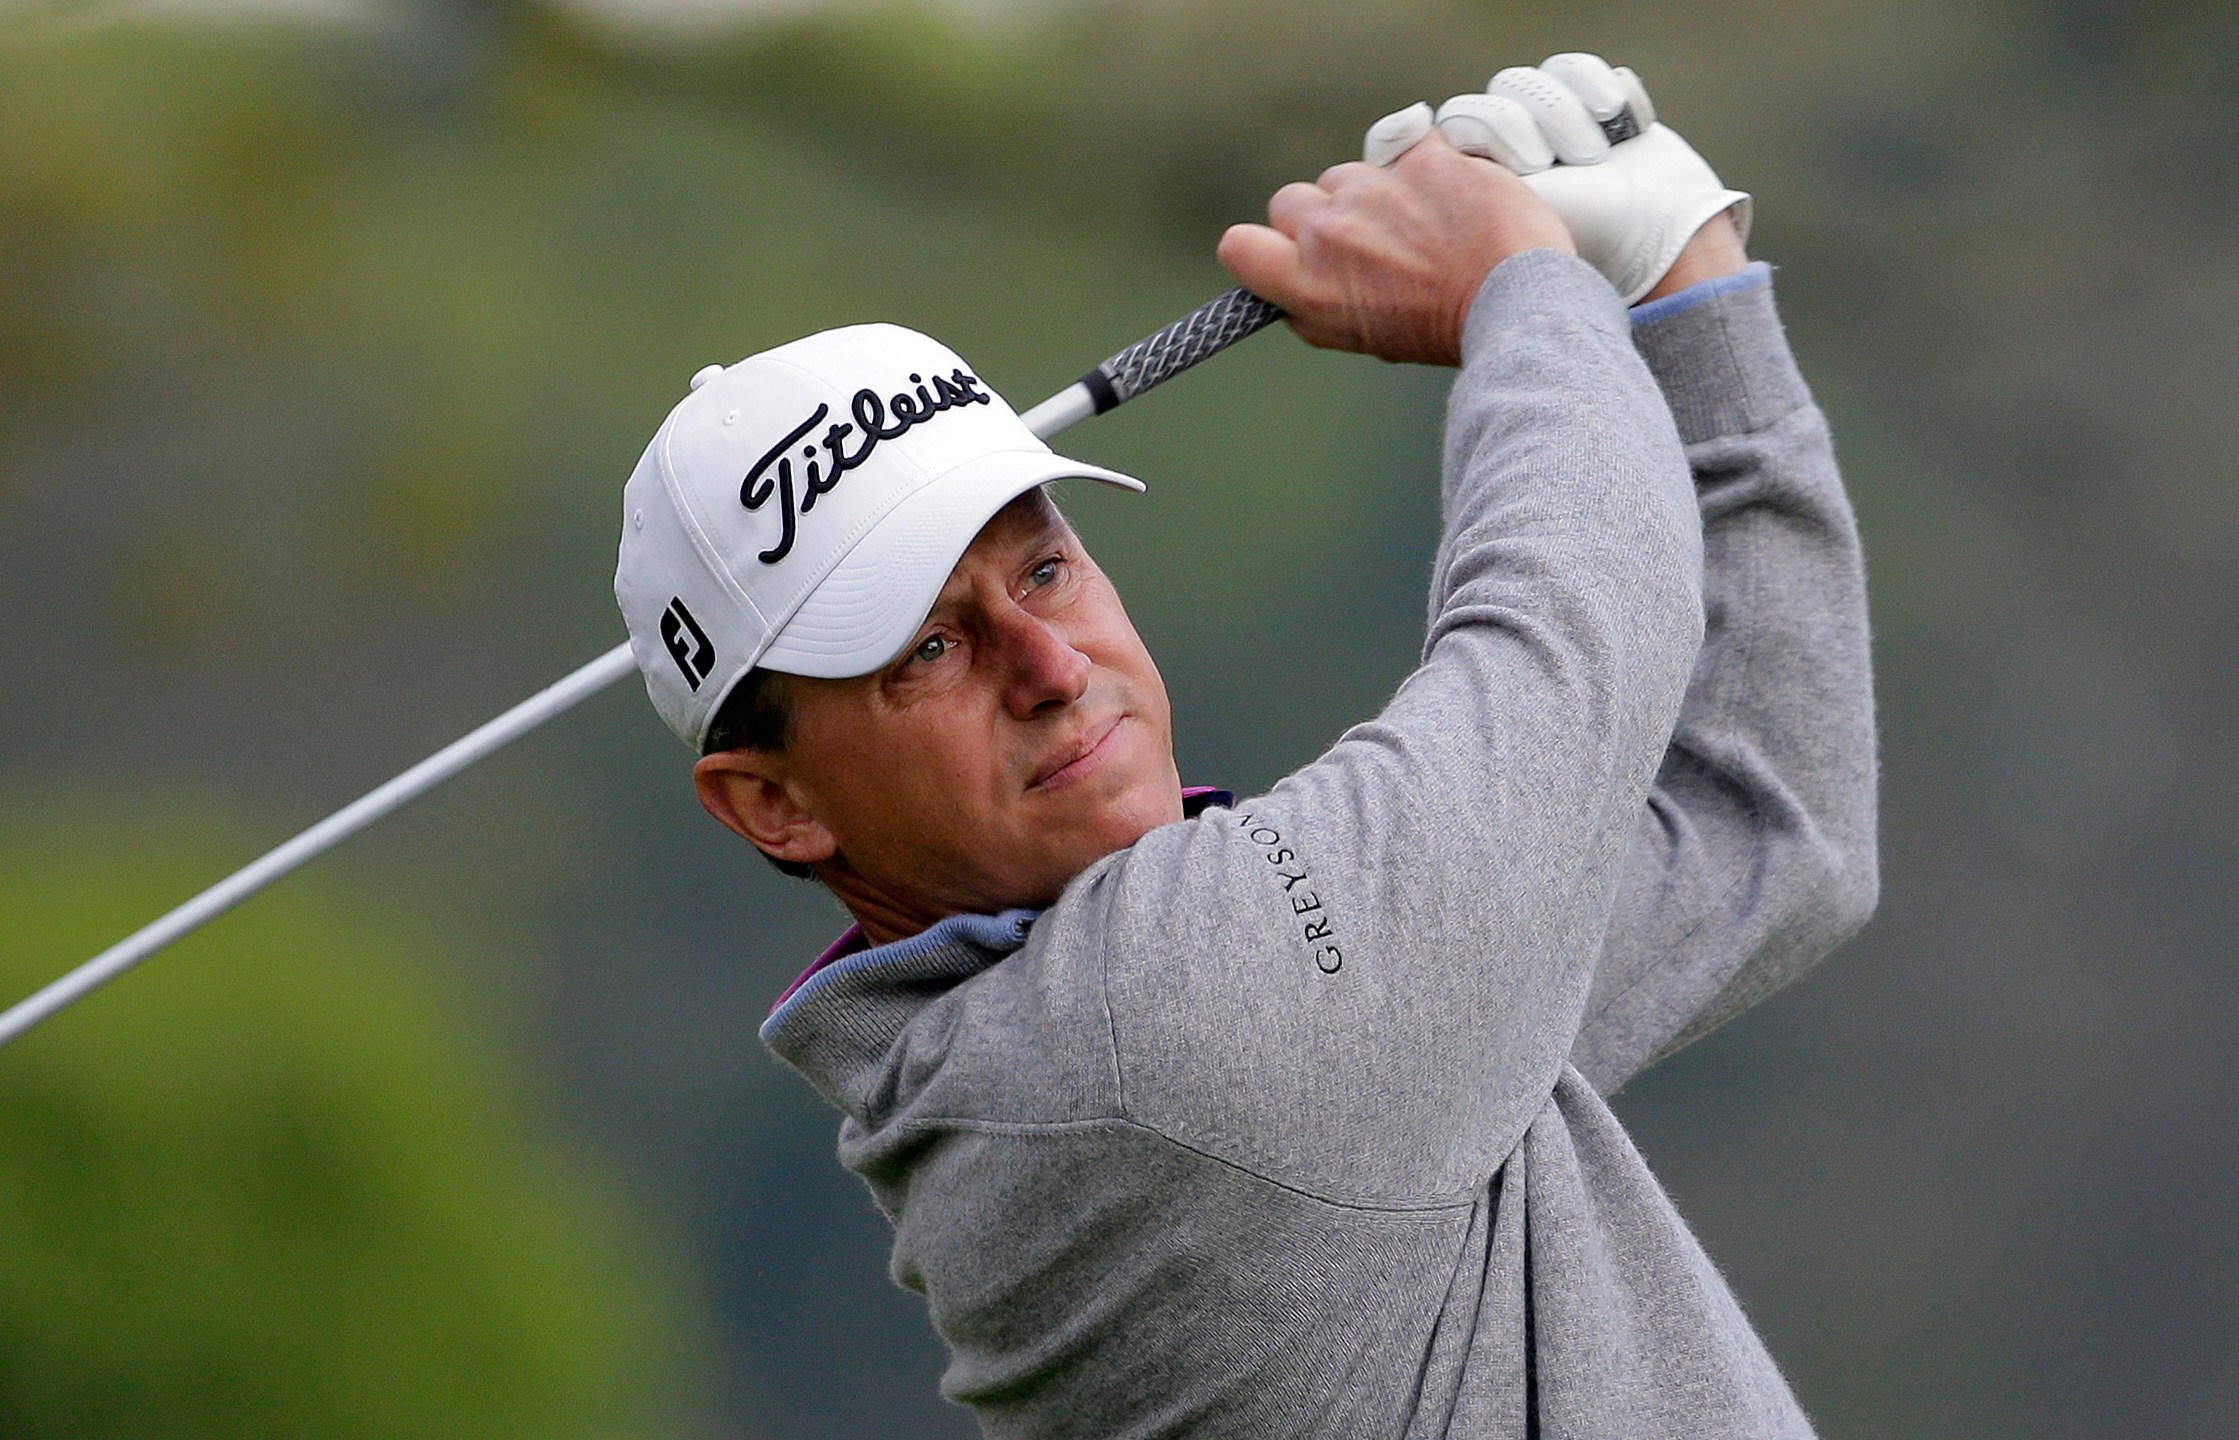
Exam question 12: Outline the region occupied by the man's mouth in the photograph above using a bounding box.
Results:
[1029,716,1127,792]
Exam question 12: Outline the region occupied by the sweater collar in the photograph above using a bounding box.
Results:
[755,787,1232,1119]
[758,908,1038,1119]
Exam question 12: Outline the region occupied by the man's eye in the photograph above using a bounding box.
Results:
[911,634,948,664]
[1027,556,1063,589]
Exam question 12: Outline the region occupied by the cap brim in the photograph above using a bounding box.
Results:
[756,448,1144,680]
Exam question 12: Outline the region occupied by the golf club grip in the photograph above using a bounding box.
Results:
[1081,288,1284,413]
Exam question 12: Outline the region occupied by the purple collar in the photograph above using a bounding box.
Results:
[770,922,870,1015]
[767,785,1233,1016]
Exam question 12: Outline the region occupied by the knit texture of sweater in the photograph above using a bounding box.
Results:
[763,251,1879,1439]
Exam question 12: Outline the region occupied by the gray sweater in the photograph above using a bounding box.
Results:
[763,250,1878,1439]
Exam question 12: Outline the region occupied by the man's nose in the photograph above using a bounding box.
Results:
[994,608,1092,719]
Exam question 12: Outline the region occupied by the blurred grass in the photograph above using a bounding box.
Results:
[0,792,697,1437]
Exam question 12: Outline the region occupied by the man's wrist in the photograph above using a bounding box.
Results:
[1634,209,1748,305]
[1630,260,1771,330]
[1460,248,1631,368]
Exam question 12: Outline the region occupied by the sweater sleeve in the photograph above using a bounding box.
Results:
[1065,250,1706,1202]
[1568,267,1881,1095]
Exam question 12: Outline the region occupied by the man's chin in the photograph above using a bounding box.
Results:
[1025,783,1182,891]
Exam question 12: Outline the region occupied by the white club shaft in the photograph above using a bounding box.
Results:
[0,643,641,1046]
[1018,382,1096,440]
[0,380,1106,1049]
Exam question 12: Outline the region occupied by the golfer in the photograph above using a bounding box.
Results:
[613,54,1876,1440]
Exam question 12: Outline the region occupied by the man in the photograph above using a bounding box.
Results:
[613,54,1876,1440]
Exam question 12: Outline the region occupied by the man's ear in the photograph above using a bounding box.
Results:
[693,750,839,869]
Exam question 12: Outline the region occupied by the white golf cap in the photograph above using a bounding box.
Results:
[614,322,1145,749]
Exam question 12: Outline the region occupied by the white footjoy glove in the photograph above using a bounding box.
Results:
[1364,52,1750,304]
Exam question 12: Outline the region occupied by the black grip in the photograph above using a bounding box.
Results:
[1084,288,1285,413]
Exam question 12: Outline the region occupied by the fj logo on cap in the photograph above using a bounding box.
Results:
[739,368,993,565]
[660,598,716,690]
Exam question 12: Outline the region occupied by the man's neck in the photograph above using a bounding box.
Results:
[845,903,934,951]
[818,785,1234,949]
[817,859,984,950]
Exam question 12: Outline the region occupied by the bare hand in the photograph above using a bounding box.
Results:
[1217,128,1574,367]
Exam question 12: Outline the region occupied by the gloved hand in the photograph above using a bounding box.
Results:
[1362,53,1750,304]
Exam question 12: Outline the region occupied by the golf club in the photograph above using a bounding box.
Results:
[0,287,1285,1049]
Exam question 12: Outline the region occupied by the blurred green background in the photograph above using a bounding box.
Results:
[1,0,2234,1435]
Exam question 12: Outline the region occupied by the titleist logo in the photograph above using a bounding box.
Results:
[739,368,993,563]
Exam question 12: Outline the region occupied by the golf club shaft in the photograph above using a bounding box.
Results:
[0,287,1285,1049]
[0,643,639,1047]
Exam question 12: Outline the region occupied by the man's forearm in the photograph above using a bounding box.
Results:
[1082,250,1707,1194]
[1570,266,1880,1094]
